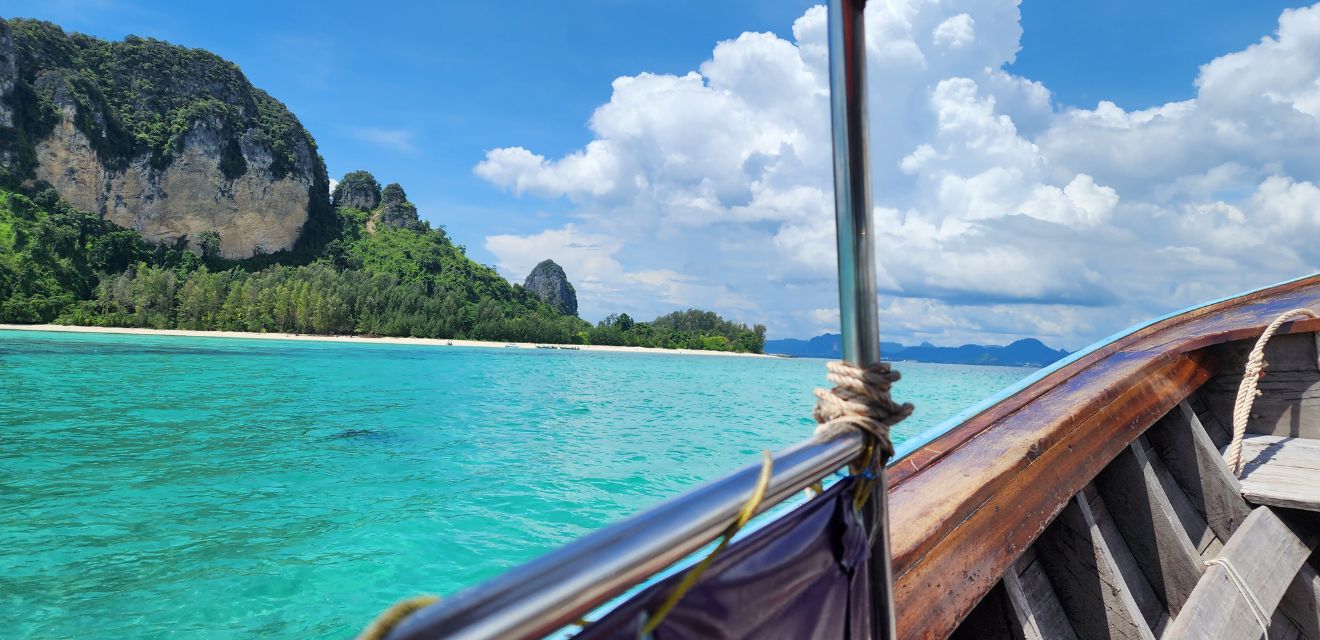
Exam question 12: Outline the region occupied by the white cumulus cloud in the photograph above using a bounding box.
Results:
[476,2,1320,349]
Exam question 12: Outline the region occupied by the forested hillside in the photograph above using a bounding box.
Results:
[0,18,765,353]
[0,184,766,352]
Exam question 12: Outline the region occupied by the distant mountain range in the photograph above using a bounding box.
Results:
[765,333,1070,367]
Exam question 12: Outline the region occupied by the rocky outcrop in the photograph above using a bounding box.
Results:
[0,23,15,130]
[0,18,329,259]
[523,259,578,316]
[375,182,419,229]
[32,102,313,258]
[332,170,381,211]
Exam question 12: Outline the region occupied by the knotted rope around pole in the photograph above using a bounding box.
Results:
[1227,308,1319,475]
[812,361,914,458]
[637,361,911,635]
[812,360,913,513]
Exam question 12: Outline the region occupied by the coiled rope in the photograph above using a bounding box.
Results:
[1227,308,1319,475]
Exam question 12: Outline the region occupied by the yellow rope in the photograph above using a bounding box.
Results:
[639,450,773,636]
[355,595,440,640]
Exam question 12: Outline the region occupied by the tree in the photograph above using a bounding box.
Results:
[197,231,222,260]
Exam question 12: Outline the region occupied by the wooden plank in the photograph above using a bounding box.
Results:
[1033,496,1154,640]
[1278,562,1320,639]
[1163,507,1320,640]
[1085,489,1166,630]
[1010,551,1079,640]
[1187,390,1232,448]
[1201,332,1320,440]
[1002,570,1046,640]
[1144,400,1251,542]
[1093,444,1204,618]
[1144,441,1218,554]
[949,582,1026,640]
[1236,434,1320,510]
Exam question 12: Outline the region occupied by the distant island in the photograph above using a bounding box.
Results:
[0,18,766,354]
[765,333,1070,367]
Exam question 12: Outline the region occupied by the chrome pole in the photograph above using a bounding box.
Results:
[827,0,895,639]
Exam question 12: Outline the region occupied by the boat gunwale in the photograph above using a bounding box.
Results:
[888,272,1320,488]
[891,272,1320,638]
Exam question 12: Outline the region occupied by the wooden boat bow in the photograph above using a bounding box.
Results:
[891,273,1320,638]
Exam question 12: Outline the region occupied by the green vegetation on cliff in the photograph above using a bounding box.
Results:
[1,18,315,180]
[0,183,765,352]
[0,187,192,321]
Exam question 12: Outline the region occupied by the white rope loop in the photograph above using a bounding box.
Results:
[812,360,914,458]
[1227,308,1319,475]
[1205,556,1270,638]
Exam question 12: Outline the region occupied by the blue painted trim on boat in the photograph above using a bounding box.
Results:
[888,272,1320,465]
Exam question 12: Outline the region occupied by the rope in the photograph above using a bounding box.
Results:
[355,595,440,640]
[812,360,912,518]
[639,451,773,636]
[1227,308,1318,475]
[1205,556,1270,638]
[811,361,914,459]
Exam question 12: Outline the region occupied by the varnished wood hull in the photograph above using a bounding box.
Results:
[904,274,1320,639]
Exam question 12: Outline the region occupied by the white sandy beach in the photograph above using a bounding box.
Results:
[0,324,776,358]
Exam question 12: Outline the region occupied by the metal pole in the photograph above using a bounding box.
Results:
[385,433,865,640]
[827,1,895,639]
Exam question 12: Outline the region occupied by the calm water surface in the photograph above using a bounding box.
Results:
[0,329,1032,638]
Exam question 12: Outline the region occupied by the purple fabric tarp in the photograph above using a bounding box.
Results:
[574,478,872,640]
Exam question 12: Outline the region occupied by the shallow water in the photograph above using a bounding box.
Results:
[0,329,1032,638]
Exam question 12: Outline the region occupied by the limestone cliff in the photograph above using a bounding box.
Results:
[375,182,420,229]
[523,259,578,317]
[0,18,332,259]
[332,170,381,211]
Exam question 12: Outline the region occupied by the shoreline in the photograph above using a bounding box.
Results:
[0,324,775,358]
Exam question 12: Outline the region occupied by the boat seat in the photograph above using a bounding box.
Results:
[1163,506,1318,640]
[1234,435,1320,511]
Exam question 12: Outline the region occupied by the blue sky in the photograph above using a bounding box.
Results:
[7,1,1320,347]
[5,0,822,254]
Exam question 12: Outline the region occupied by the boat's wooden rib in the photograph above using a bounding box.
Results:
[1093,443,1203,620]
[1001,567,1048,640]
[1280,564,1320,639]
[1185,391,1232,448]
[1163,507,1319,640]
[890,274,1320,639]
[1082,485,1168,633]
[1009,549,1079,640]
[1138,431,1222,558]
[1033,494,1154,640]
[946,582,1024,640]
[1145,400,1251,544]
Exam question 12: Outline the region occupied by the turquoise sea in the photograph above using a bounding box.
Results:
[0,329,1032,638]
